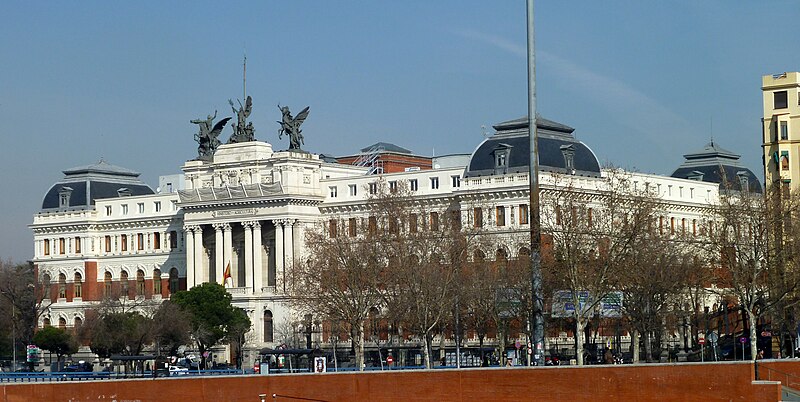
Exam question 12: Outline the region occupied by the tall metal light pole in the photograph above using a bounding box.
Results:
[526,0,545,367]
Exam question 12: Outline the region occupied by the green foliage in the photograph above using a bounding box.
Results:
[172,283,250,368]
[33,326,77,360]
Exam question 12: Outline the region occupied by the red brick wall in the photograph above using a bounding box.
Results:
[0,361,787,402]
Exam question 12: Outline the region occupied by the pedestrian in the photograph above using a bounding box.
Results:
[757,350,765,360]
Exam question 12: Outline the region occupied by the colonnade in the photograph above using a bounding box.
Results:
[183,219,303,294]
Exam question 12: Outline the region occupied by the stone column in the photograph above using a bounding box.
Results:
[243,221,254,293]
[293,220,303,266]
[273,220,284,293]
[193,225,204,286]
[214,224,225,285]
[222,223,232,284]
[185,226,195,289]
[252,221,263,293]
[284,220,294,272]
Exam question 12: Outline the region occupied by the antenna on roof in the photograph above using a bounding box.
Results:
[242,51,247,100]
[710,116,714,146]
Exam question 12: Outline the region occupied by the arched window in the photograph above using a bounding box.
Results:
[74,273,82,298]
[519,247,531,257]
[153,269,162,295]
[58,318,66,329]
[74,317,82,328]
[58,273,66,299]
[104,272,112,297]
[473,249,486,262]
[169,268,179,294]
[121,271,129,296]
[42,273,53,302]
[264,310,274,342]
[136,270,145,295]
[42,318,51,327]
[496,248,508,262]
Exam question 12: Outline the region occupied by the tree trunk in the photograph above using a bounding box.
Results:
[479,335,485,366]
[748,309,758,361]
[576,318,586,365]
[353,322,365,371]
[644,330,653,363]
[631,329,640,363]
[422,332,434,369]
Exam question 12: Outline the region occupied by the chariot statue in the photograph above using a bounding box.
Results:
[227,96,255,143]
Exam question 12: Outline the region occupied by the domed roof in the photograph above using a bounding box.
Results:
[464,116,601,178]
[670,141,762,193]
[41,159,155,211]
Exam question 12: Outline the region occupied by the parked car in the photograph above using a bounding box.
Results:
[169,365,189,376]
[63,361,93,372]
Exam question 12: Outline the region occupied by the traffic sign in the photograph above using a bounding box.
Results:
[515,340,521,349]
[698,338,705,345]
[739,337,748,344]
[386,355,394,365]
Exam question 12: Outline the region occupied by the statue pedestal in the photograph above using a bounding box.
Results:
[213,142,274,164]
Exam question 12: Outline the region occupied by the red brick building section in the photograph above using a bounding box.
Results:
[336,142,432,174]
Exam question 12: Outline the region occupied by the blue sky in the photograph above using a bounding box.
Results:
[2,1,799,262]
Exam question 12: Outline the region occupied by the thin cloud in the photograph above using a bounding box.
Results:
[452,28,698,171]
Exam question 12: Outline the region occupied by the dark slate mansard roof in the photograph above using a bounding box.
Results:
[464,116,601,178]
[670,141,762,193]
[41,160,155,211]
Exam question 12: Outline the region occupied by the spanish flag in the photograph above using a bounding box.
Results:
[222,262,232,288]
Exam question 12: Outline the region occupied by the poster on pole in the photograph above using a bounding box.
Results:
[313,357,327,373]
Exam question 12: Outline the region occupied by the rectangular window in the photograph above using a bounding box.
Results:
[349,184,357,196]
[169,231,178,249]
[410,179,418,192]
[783,181,791,198]
[74,281,82,298]
[348,218,357,237]
[587,208,593,227]
[389,217,399,235]
[430,212,439,231]
[369,182,377,195]
[519,204,529,225]
[105,205,112,216]
[44,239,50,256]
[171,200,178,211]
[153,232,161,250]
[782,151,790,170]
[775,91,788,109]
[670,217,675,234]
[122,204,129,215]
[368,216,377,236]
[781,122,789,140]
[137,233,144,250]
[409,213,418,233]
[452,175,461,188]
[329,219,338,238]
[496,206,505,227]
[154,201,161,212]
[59,238,65,254]
[430,177,439,190]
[137,203,144,214]
[329,186,338,198]
[389,181,398,193]
[121,235,128,252]
[473,208,483,228]
[105,236,111,252]
[74,237,81,254]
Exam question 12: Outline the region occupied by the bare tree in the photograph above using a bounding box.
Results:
[543,171,655,365]
[705,185,800,360]
[288,213,386,371]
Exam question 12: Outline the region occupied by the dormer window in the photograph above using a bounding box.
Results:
[687,171,704,181]
[560,144,576,174]
[737,171,750,193]
[117,188,132,197]
[58,187,73,208]
[492,143,513,175]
